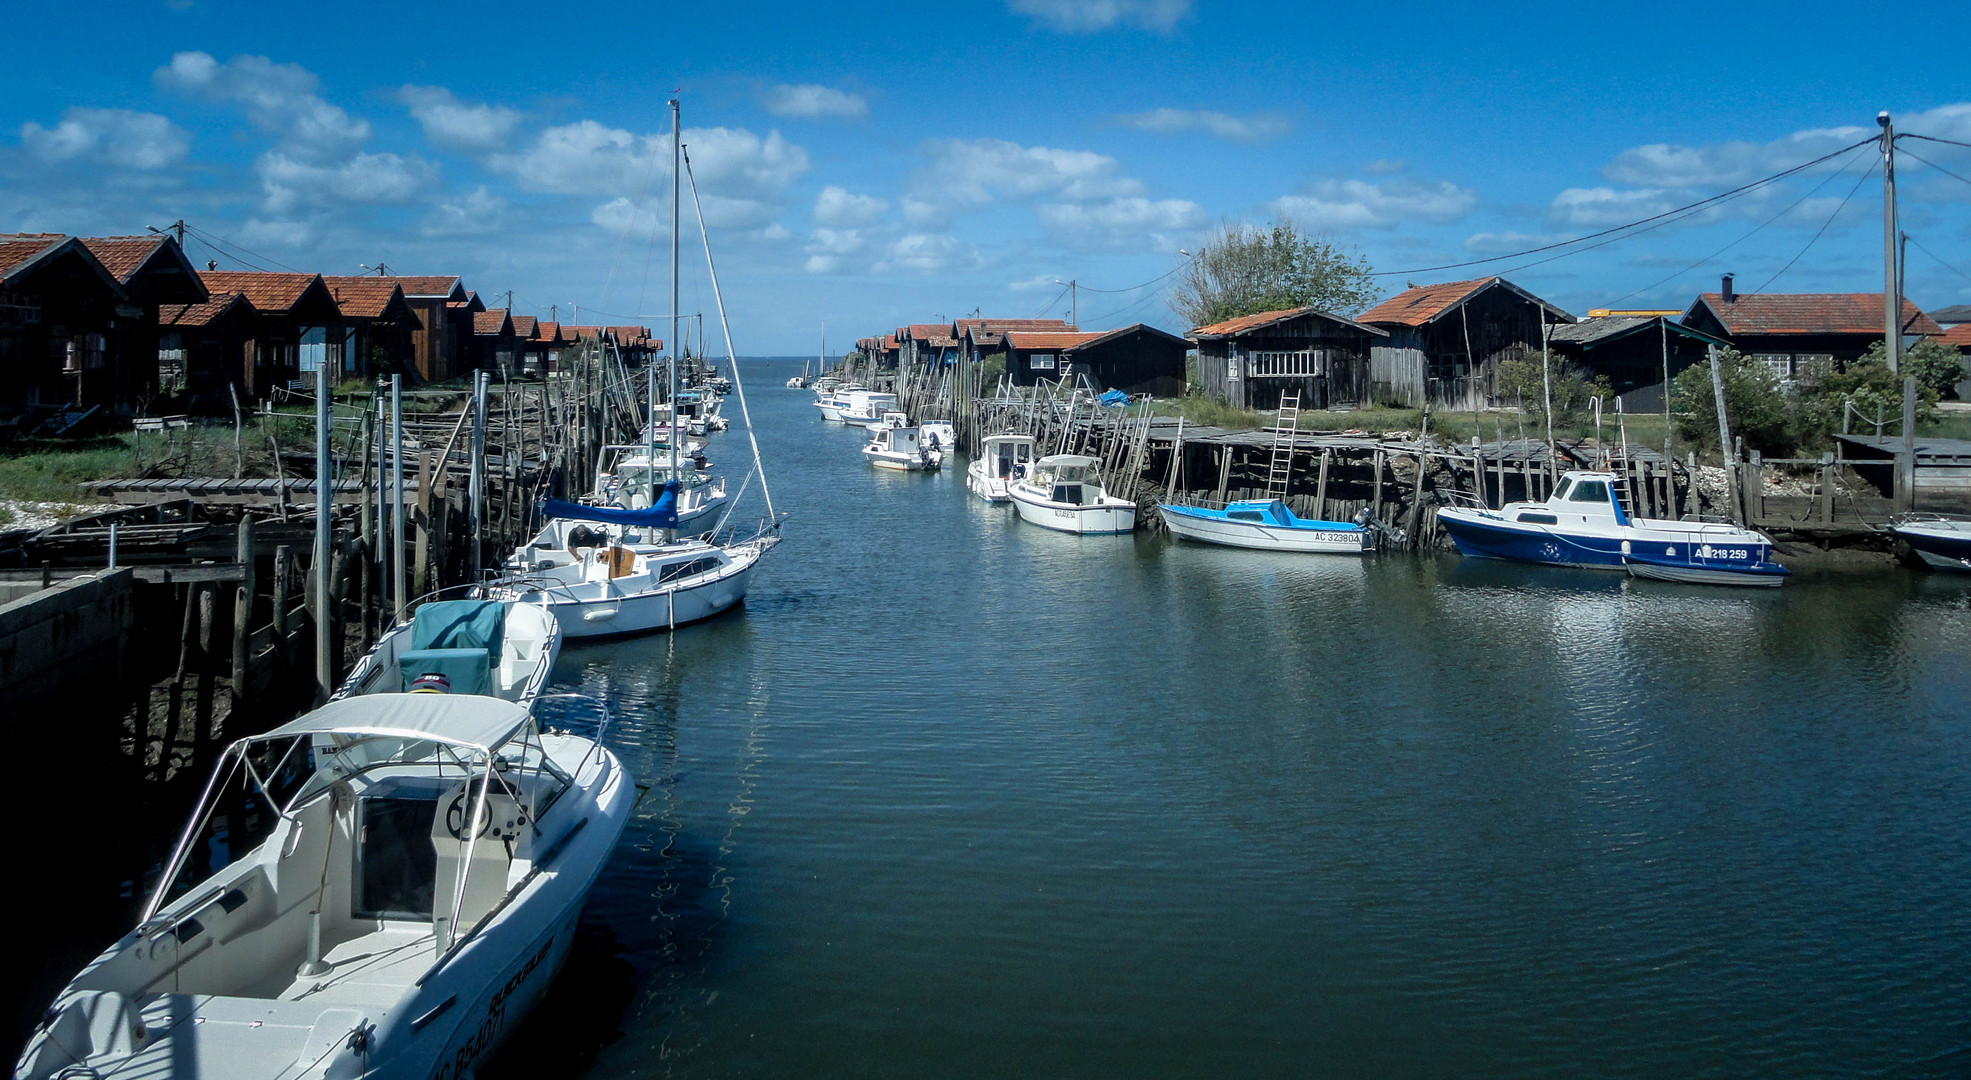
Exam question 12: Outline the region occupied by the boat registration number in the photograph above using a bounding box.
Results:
[1697,545,1751,561]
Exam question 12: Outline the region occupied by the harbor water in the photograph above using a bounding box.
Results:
[20,359,1971,1077]
[506,361,1971,1079]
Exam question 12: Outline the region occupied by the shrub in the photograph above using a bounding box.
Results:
[1496,352,1612,421]
[1669,347,1793,454]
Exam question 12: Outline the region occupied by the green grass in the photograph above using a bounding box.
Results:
[0,436,136,505]
[1148,394,1678,450]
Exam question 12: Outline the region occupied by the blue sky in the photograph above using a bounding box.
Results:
[4,0,1969,352]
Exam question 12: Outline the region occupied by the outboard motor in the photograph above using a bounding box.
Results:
[1353,506,1409,547]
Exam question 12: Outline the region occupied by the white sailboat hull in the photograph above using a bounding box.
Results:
[522,547,760,639]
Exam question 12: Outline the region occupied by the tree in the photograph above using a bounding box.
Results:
[1899,338,1968,400]
[1494,352,1611,420]
[1668,347,1793,454]
[1168,220,1378,329]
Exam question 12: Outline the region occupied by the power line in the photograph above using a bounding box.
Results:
[1745,156,1878,295]
[1897,147,1971,190]
[1370,135,1879,278]
[1030,283,1070,319]
[1900,132,1971,151]
[1907,233,1971,287]
[1603,142,1875,305]
[1072,258,1194,294]
[182,223,302,273]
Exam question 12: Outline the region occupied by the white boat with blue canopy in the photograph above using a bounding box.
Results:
[491,483,768,639]
[1436,470,1789,586]
[1157,498,1376,553]
[14,693,633,1080]
[336,598,560,707]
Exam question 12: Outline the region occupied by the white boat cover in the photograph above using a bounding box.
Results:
[254,694,533,753]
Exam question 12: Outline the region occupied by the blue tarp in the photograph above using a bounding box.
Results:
[542,480,680,529]
[1098,389,1130,408]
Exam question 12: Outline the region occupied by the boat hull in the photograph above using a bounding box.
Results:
[1009,488,1136,534]
[541,552,758,639]
[965,463,1011,503]
[1158,504,1370,553]
[1623,555,1787,587]
[865,449,933,471]
[1437,509,1625,569]
[1893,521,1971,572]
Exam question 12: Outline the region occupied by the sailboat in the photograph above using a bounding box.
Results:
[490,95,780,638]
[787,326,819,388]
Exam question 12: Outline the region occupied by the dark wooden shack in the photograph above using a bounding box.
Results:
[1188,306,1386,410]
[1682,278,1944,384]
[0,234,127,416]
[1358,277,1572,409]
[196,271,342,399]
[321,276,419,379]
[79,235,208,411]
[1547,314,1728,412]
[1002,323,1187,394]
[159,291,261,411]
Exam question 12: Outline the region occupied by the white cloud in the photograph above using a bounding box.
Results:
[1547,186,1678,227]
[1598,104,1971,190]
[1008,0,1191,32]
[495,121,809,229]
[813,185,887,227]
[1113,108,1289,143]
[422,185,509,237]
[803,226,870,273]
[19,108,190,169]
[1463,230,1566,254]
[876,233,978,275]
[1032,199,1198,239]
[1272,177,1477,229]
[1363,158,1408,176]
[237,217,312,249]
[394,85,521,152]
[759,84,867,120]
[155,51,368,161]
[257,150,435,214]
[913,137,1142,209]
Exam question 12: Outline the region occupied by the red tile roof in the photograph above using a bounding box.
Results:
[320,275,409,319]
[1356,278,1496,326]
[388,275,465,300]
[473,309,512,336]
[536,322,564,343]
[1189,305,1384,339]
[77,235,169,282]
[1004,331,1107,350]
[0,234,65,282]
[564,325,604,341]
[511,314,538,338]
[1690,293,1943,336]
[160,291,255,328]
[197,270,326,313]
[1942,323,1971,349]
[607,325,650,344]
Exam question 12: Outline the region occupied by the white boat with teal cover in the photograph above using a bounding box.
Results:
[1158,499,1374,553]
[14,694,632,1080]
[336,598,560,707]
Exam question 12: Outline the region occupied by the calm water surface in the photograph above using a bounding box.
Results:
[24,360,1964,1077]
[488,361,1971,1079]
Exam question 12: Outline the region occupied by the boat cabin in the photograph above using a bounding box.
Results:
[980,434,1035,481]
[1509,471,1631,527]
[874,426,926,455]
[1027,454,1105,505]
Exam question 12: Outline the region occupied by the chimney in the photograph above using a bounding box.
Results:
[1721,273,1736,304]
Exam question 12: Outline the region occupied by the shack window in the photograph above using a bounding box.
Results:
[1753,353,1792,380]
[1568,480,1609,503]
[1030,353,1055,370]
[1249,351,1320,377]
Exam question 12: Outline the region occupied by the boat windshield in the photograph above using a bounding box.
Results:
[1568,480,1609,503]
[1552,478,1574,500]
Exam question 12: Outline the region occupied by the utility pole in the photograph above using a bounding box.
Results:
[1880,111,1901,377]
[1070,280,1077,327]
[550,304,558,324]
[313,355,333,703]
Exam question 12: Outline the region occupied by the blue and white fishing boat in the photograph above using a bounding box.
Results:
[1158,499,1375,553]
[1890,515,1971,572]
[1436,470,1789,586]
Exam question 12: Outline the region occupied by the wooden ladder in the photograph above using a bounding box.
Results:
[1264,390,1301,500]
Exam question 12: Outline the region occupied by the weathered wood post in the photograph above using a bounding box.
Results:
[1895,375,1917,512]
[1819,451,1836,523]
[1707,344,1739,525]
[230,516,255,714]
[312,357,332,704]
[1314,446,1332,519]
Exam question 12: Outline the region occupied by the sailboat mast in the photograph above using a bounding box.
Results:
[670,96,682,480]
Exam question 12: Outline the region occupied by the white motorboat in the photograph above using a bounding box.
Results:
[489,535,765,638]
[812,383,863,421]
[967,433,1035,503]
[862,426,942,471]
[836,391,899,426]
[1008,454,1138,534]
[918,421,956,455]
[863,410,910,431]
[1157,499,1376,553]
[336,598,561,706]
[15,693,632,1080]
